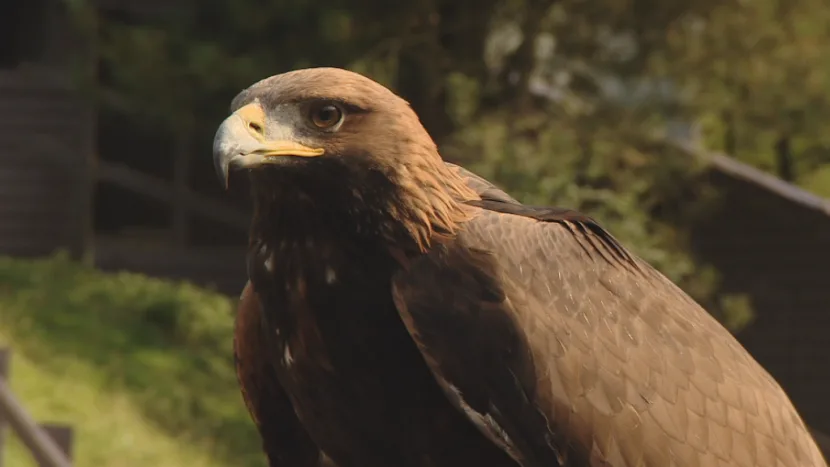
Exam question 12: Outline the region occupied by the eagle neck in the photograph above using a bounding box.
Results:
[245,149,483,282]
[246,197,401,340]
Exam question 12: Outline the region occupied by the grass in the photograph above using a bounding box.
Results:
[0,253,265,467]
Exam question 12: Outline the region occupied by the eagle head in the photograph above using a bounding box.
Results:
[212,67,477,250]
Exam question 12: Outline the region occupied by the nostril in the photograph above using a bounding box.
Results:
[249,122,263,133]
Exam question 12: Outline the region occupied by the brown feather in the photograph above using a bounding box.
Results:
[234,281,331,466]
[392,203,828,467]
[237,166,520,465]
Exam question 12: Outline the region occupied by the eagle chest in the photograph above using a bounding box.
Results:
[248,239,408,394]
[247,240,493,465]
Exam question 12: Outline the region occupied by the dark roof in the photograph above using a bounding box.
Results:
[811,428,830,458]
[707,152,830,216]
[668,139,830,217]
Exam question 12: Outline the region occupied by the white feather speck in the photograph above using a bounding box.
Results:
[283,345,294,366]
[325,267,337,284]
[445,384,519,461]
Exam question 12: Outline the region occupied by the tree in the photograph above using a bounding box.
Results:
[75,0,827,329]
[655,0,830,196]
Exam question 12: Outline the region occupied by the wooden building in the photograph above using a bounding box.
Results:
[0,0,248,295]
[0,0,94,259]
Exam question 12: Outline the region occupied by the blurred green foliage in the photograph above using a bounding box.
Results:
[661,0,830,194]
[67,0,830,325]
[0,253,263,467]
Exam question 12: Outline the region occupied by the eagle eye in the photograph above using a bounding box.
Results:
[309,102,344,130]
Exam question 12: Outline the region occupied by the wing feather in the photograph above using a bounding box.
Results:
[446,162,521,205]
[235,282,334,467]
[392,202,827,467]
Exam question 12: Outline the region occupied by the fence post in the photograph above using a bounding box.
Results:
[0,347,9,467]
[35,424,73,467]
[0,371,72,467]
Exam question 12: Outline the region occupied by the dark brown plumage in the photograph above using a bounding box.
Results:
[215,67,827,467]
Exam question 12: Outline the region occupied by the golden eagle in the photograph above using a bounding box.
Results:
[213,68,826,467]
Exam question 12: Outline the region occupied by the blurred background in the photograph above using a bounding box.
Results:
[0,0,828,465]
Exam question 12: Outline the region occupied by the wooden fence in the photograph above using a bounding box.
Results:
[0,348,73,467]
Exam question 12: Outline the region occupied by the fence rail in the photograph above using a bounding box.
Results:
[0,348,73,467]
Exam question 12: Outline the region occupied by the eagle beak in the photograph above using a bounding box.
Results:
[213,102,325,189]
